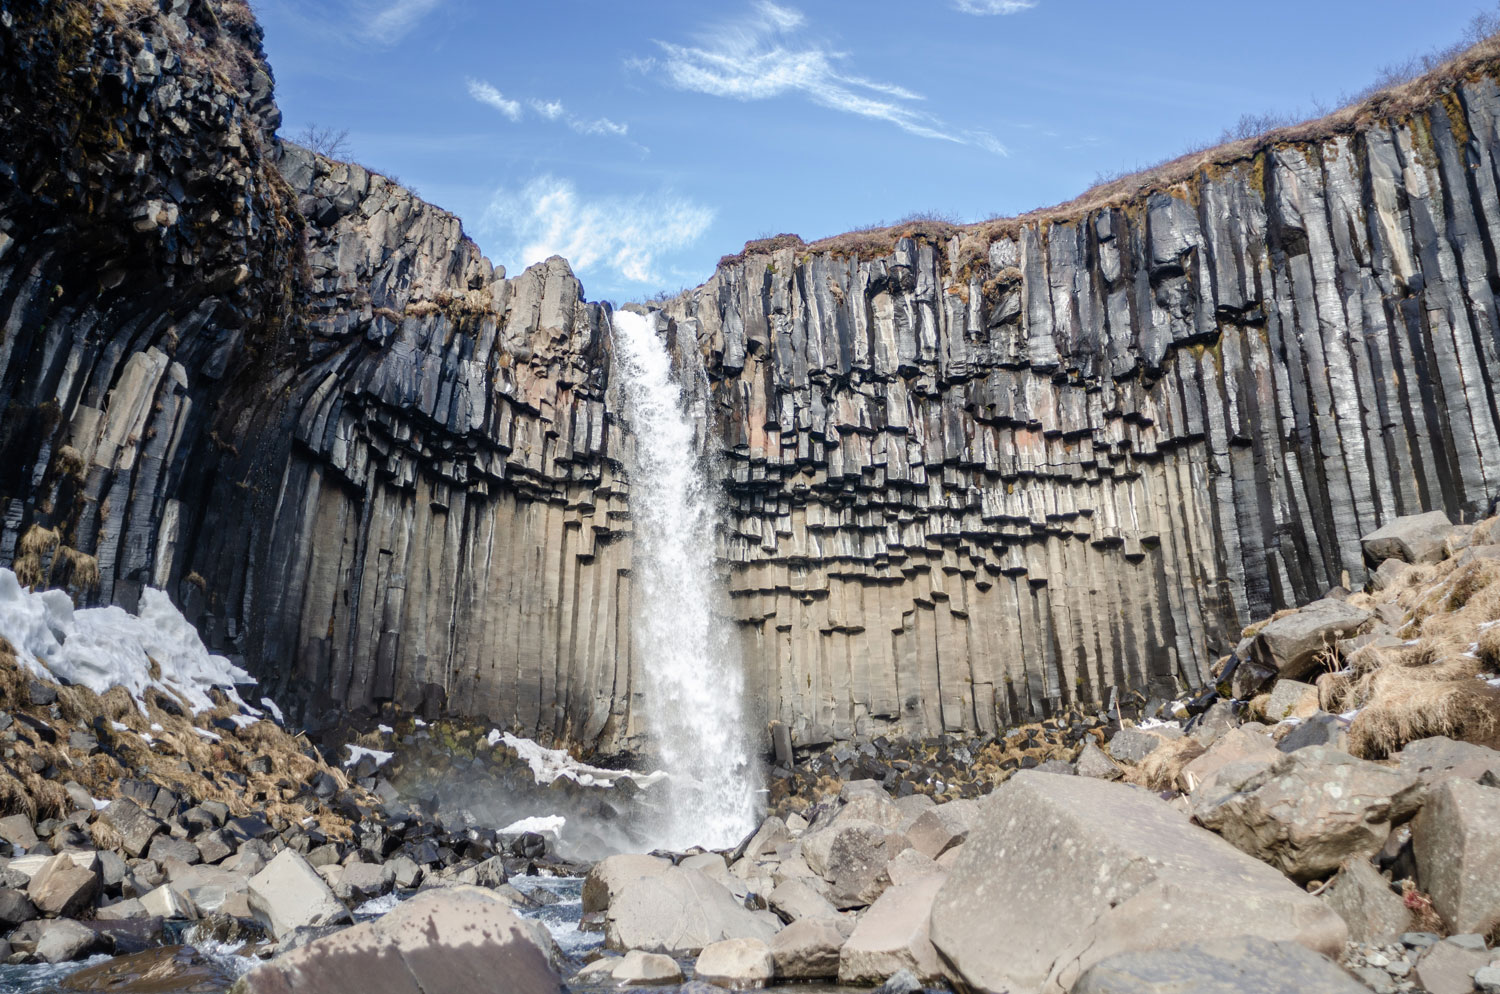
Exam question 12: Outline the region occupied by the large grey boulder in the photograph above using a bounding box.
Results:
[581,853,671,913]
[1076,741,1124,780]
[770,916,844,980]
[801,819,905,908]
[246,849,350,940]
[1190,746,1423,880]
[1178,726,1278,794]
[27,852,98,918]
[1412,778,1500,934]
[605,866,776,955]
[232,886,561,994]
[768,878,839,923]
[929,772,1346,994]
[1071,935,1369,994]
[1361,511,1453,565]
[100,798,165,858]
[694,937,775,990]
[838,873,946,985]
[575,950,683,986]
[34,918,100,964]
[1247,599,1371,684]
[1107,727,1168,764]
[1321,859,1412,943]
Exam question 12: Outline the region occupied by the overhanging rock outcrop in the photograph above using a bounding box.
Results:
[1,0,1498,751]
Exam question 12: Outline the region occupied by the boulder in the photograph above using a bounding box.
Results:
[246,849,350,940]
[1265,680,1320,721]
[904,801,978,859]
[737,816,791,861]
[681,853,730,882]
[0,813,38,850]
[1361,511,1453,565]
[884,848,944,886]
[770,916,844,980]
[801,820,905,908]
[1178,727,1278,793]
[1370,557,1414,591]
[232,886,561,994]
[1071,935,1369,994]
[1413,938,1491,994]
[1321,859,1412,943]
[605,866,776,956]
[100,798,165,858]
[139,883,194,919]
[0,887,36,926]
[337,861,394,903]
[1397,736,1500,784]
[148,836,201,866]
[831,791,905,833]
[838,873,946,985]
[585,949,683,986]
[33,918,100,964]
[581,853,671,913]
[1190,746,1423,880]
[1411,778,1500,934]
[929,772,1347,994]
[58,946,238,991]
[27,852,99,917]
[767,878,839,923]
[1248,599,1371,684]
[694,937,775,990]
[1277,713,1349,753]
[1107,727,1166,764]
[1076,741,1124,780]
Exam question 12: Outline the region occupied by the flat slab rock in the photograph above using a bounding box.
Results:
[1071,935,1369,994]
[929,771,1347,994]
[232,885,560,994]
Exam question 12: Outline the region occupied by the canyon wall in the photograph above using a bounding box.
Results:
[2,0,1498,752]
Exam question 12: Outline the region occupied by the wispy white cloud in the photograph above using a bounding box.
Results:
[953,0,1036,13]
[481,176,714,285]
[467,79,522,121]
[362,0,442,45]
[637,1,1005,156]
[470,87,632,142]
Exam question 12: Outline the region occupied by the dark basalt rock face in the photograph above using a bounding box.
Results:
[2,0,1499,752]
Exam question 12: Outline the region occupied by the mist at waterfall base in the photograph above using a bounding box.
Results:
[610,308,762,851]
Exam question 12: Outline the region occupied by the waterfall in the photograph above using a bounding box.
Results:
[610,309,758,850]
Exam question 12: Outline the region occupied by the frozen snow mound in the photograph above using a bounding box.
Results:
[491,730,669,790]
[0,568,254,715]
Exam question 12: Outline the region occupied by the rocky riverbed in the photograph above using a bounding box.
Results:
[0,511,1492,992]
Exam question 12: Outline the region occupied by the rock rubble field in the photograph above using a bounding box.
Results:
[0,510,1488,992]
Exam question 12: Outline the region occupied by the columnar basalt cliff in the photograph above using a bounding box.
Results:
[2,0,1498,752]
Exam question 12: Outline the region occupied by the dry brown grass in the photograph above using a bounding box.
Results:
[1123,736,1206,792]
[1343,645,1499,758]
[0,772,36,821]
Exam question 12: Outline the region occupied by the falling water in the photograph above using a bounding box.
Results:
[610,309,758,850]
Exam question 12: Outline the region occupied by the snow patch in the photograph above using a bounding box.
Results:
[343,745,393,769]
[354,893,404,916]
[0,568,251,714]
[500,814,566,837]
[259,697,284,725]
[493,731,667,789]
[193,727,221,742]
[377,724,393,734]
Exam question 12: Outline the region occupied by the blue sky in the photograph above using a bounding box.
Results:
[256,0,1488,301]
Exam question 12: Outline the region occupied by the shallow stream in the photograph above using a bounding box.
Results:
[0,877,917,994]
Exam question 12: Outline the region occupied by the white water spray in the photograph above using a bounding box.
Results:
[611,309,758,850]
